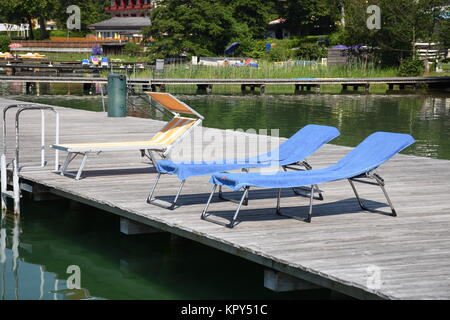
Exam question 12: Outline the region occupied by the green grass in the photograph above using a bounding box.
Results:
[107,61,420,94]
[157,61,398,79]
[106,61,398,80]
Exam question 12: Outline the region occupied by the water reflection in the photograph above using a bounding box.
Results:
[0,211,93,300]
[0,200,331,300]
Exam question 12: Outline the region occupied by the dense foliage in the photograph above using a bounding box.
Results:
[0,35,11,52]
[398,58,425,76]
[336,0,450,65]
[123,42,142,56]
[143,0,341,59]
[0,0,449,68]
[0,0,110,39]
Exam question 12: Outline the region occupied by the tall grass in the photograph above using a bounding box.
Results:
[157,61,398,79]
[115,61,399,94]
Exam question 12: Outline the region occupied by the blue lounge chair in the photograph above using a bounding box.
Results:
[204,132,415,228]
[101,57,109,67]
[149,124,340,209]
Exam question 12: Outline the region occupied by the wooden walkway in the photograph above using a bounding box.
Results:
[1,97,450,299]
[0,76,449,93]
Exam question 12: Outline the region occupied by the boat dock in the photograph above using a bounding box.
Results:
[0,76,449,94]
[1,97,450,299]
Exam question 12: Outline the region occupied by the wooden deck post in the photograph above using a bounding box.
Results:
[260,85,266,95]
[264,269,320,292]
[196,84,213,94]
[32,184,61,202]
[120,217,163,235]
[83,83,93,95]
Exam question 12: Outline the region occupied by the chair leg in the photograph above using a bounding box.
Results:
[201,184,218,220]
[348,176,397,217]
[283,162,324,200]
[147,172,162,202]
[201,185,249,228]
[147,173,186,210]
[275,185,315,222]
[75,153,89,180]
[228,187,250,228]
[305,185,314,223]
[276,188,282,215]
[373,175,397,217]
[348,179,370,211]
[60,152,78,176]
[219,185,249,206]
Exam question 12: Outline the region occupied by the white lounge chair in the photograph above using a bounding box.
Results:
[51,92,203,180]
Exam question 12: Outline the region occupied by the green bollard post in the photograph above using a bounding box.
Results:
[107,73,127,117]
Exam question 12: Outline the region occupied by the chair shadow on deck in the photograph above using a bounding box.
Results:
[58,166,157,179]
[202,197,392,227]
[154,188,393,227]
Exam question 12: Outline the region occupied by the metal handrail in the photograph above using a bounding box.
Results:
[1,104,60,214]
[14,106,60,172]
[3,104,30,155]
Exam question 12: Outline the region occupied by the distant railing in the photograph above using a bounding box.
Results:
[49,37,118,42]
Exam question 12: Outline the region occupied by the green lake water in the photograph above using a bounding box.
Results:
[1,89,449,300]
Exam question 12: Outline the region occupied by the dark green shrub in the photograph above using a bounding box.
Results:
[398,58,424,76]
[123,42,142,56]
[265,42,293,62]
[0,35,11,52]
[294,42,327,61]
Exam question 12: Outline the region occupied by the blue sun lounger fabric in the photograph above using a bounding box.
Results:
[210,132,415,191]
[155,124,340,180]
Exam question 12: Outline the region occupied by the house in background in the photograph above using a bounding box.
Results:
[0,23,29,38]
[266,19,290,39]
[89,0,153,42]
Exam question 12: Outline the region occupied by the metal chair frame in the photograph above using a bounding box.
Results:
[201,169,397,228]
[147,161,314,211]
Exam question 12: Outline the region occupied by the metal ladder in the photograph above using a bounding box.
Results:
[1,104,60,214]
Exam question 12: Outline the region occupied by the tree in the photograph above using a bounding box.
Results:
[0,0,110,39]
[436,17,450,48]
[0,0,59,39]
[54,0,110,33]
[0,35,11,52]
[338,0,449,65]
[276,0,341,36]
[143,0,237,58]
[229,0,278,38]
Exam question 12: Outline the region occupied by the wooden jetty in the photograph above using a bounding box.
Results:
[1,97,450,299]
[0,76,449,94]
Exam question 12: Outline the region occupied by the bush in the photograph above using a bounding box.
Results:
[265,42,293,62]
[328,29,346,46]
[123,42,142,56]
[294,43,327,61]
[0,35,11,52]
[398,58,424,76]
